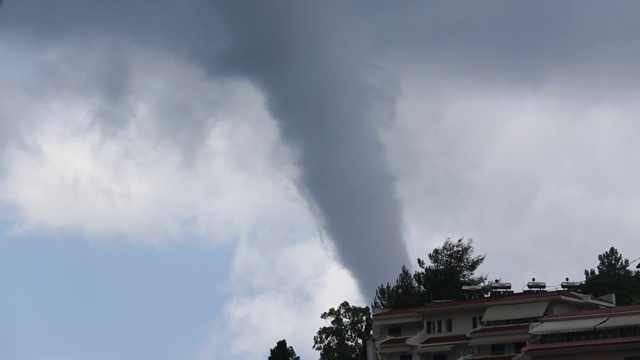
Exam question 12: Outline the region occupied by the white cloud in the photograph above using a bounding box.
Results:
[0,47,302,246]
[388,69,640,287]
[0,34,371,360]
[1,42,362,360]
[196,232,363,360]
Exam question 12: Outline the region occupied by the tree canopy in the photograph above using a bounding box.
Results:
[373,237,486,308]
[313,301,372,360]
[417,237,486,301]
[372,265,426,308]
[582,247,640,305]
[268,339,300,360]
[587,246,633,277]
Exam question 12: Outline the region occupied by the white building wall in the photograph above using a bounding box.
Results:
[374,320,424,339]
[423,311,479,335]
[546,302,575,316]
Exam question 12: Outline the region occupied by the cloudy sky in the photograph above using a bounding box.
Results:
[2,1,640,359]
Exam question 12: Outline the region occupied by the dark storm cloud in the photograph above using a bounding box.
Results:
[359,1,640,86]
[4,0,640,295]
[0,0,226,55]
[0,0,412,295]
[0,0,231,159]
[210,1,410,295]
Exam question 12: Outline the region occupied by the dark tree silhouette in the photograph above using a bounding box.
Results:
[582,247,640,305]
[416,237,486,301]
[373,265,426,308]
[313,301,372,360]
[373,237,487,308]
[268,339,300,360]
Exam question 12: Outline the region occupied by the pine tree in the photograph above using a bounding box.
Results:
[372,237,487,308]
[582,247,640,305]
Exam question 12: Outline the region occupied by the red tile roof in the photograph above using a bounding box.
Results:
[379,336,410,346]
[421,334,470,344]
[524,337,640,353]
[375,308,416,316]
[543,304,640,319]
[376,291,581,317]
[470,324,530,335]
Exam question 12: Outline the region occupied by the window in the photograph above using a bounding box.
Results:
[437,320,442,333]
[514,341,526,354]
[399,355,412,360]
[433,355,446,360]
[426,321,432,334]
[472,316,478,329]
[446,319,453,332]
[491,344,505,356]
[388,326,401,337]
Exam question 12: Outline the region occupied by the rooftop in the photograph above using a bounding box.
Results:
[375,291,583,317]
[378,336,410,346]
[543,303,640,319]
[469,324,529,335]
[421,334,470,345]
[524,337,640,354]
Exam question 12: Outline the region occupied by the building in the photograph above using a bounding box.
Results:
[522,304,640,360]
[370,287,615,360]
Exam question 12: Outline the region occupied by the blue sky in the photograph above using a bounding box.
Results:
[3,1,640,359]
[0,228,232,360]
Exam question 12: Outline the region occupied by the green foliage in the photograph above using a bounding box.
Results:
[268,339,300,360]
[313,301,372,360]
[372,265,427,308]
[587,247,632,278]
[581,247,640,305]
[416,237,487,301]
[372,237,486,308]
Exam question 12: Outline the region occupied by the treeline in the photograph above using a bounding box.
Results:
[268,238,640,360]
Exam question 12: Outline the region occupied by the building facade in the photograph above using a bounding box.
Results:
[370,290,615,360]
[522,304,640,360]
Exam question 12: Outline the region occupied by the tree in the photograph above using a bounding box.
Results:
[372,265,426,308]
[416,237,486,301]
[268,339,300,360]
[582,247,640,305]
[585,247,632,278]
[313,301,372,360]
[372,237,487,308]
